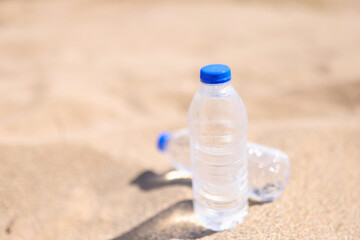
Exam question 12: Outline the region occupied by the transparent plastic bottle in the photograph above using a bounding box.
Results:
[247,142,290,202]
[158,128,192,174]
[188,64,248,231]
[157,128,291,202]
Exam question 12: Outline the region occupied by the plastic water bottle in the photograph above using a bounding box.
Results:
[158,128,192,174]
[157,128,291,202]
[187,64,248,231]
[247,142,290,202]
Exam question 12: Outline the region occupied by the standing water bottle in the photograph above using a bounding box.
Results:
[188,64,248,231]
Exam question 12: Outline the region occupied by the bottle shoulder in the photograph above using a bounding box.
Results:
[188,84,248,123]
[189,84,246,110]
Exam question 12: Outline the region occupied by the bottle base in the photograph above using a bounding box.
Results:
[194,201,248,231]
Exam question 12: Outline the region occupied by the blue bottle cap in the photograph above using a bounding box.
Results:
[157,132,172,152]
[200,64,231,84]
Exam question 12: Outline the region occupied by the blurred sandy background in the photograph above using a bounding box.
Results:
[0,0,359,239]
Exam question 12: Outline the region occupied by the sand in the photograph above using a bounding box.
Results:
[0,0,359,239]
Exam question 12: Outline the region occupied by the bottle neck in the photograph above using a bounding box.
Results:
[200,81,232,95]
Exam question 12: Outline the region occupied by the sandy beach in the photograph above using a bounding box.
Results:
[0,0,359,239]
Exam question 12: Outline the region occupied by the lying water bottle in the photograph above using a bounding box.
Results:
[157,128,290,203]
[187,64,248,231]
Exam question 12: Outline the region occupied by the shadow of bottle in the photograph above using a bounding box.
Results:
[131,169,191,191]
[110,200,215,240]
